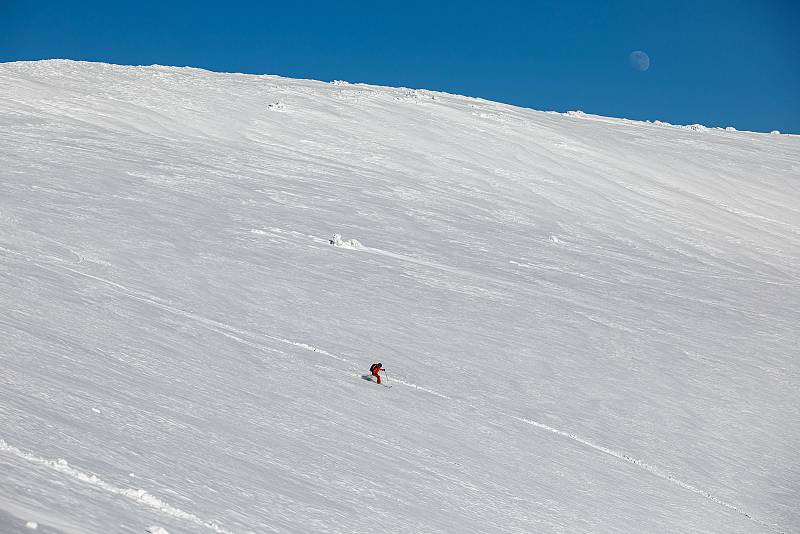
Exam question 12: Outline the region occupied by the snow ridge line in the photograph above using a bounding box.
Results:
[508,416,785,534]
[0,440,240,534]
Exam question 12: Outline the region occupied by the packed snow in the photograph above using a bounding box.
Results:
[0,60,798,534]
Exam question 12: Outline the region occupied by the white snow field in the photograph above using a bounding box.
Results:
[1,60,798,534]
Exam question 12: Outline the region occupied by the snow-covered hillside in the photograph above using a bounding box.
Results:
[1,60,798,534]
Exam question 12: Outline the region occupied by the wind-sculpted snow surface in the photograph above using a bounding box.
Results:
[1,60,799,534]
[0,441,236,534]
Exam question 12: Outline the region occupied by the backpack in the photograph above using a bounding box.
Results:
[369,363,381,373]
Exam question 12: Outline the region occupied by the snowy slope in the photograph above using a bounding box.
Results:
[0,60,798,534]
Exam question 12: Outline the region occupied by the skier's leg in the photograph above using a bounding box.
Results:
[376,374,381,384]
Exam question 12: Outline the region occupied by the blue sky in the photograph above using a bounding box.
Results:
[2,0,798,133]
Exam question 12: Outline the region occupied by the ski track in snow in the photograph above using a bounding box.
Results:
[0,440,240,534]
[506,417,784,533]
[0,244,786,534]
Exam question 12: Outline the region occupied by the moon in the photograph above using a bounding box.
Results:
[629,50,650,71]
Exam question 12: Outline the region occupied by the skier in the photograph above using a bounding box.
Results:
[369,362,385,384]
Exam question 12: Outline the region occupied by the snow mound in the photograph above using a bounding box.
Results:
[328,233,363,249]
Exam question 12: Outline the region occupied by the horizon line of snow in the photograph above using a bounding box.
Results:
[7,60,796,134]
[0,439,243,534]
